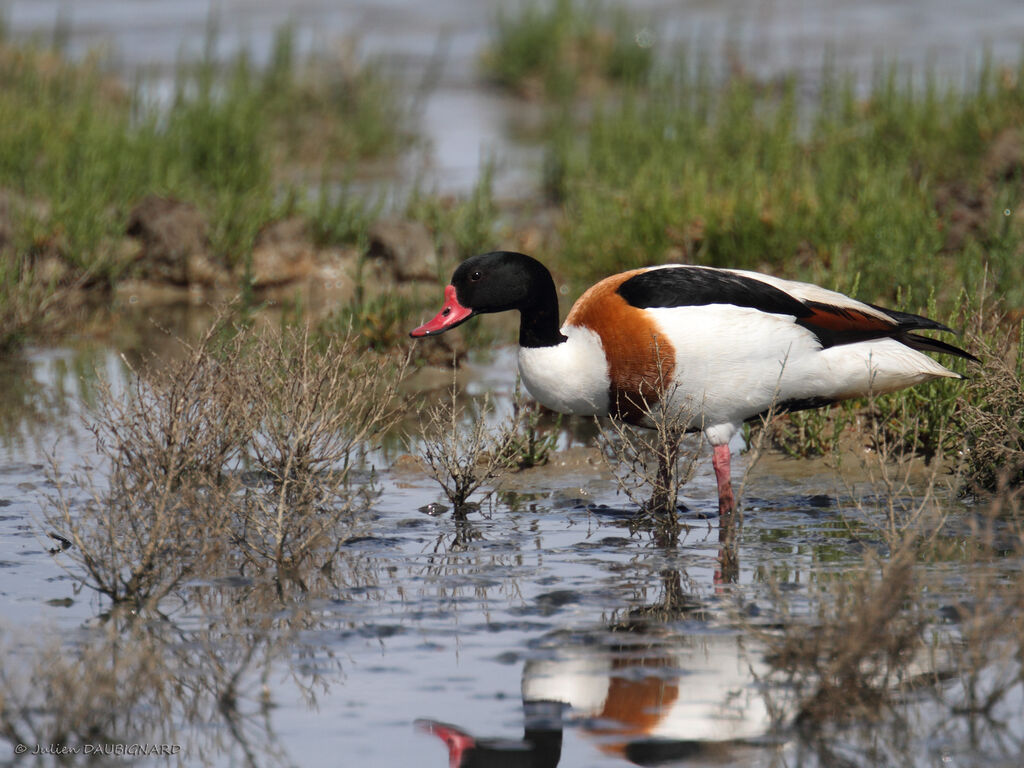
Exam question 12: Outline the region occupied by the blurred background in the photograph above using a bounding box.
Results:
[6,0,1024,198]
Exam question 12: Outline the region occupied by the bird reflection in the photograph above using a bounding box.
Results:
[418,571,781,767]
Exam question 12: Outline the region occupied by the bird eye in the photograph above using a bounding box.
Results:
[470,271,482,281]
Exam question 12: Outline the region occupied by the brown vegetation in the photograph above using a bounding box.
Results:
[43,317,406,608]
[417,381,523,519]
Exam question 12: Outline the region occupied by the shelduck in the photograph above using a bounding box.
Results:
[410,252,977,514]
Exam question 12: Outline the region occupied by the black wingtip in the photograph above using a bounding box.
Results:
[900,332,980,363]
[868,303,957,334]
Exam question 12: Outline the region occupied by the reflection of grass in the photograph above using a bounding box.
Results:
[753,410,1024,734]
[0,576,365,762]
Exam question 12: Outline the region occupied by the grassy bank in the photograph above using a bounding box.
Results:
[0,25,409,349]
[477,1,1024,476]
[541,61,1024,311]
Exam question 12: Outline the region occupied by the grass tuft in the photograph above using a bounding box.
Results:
[482,0,654,100]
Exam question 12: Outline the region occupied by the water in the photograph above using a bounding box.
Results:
[2,2,1024,765]
[1,334,1022,767]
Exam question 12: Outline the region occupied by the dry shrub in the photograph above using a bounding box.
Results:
[595,383,702,534]
[233,327,406,574]
[958,316,1024,495]
[45,321,243,607]
[43,319,405,608]
[417,382,523,518]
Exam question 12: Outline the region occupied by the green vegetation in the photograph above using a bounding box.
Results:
[482,0,654,100]
[0,5,1021,479]
[544,61,1024,313]
[406,164,499,262]
[0,25,409,348]
[512,39,1024,474]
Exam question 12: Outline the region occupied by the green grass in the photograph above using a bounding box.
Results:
[482,0,654,100]
[405,162,498,264]
[0,24,408,344]
[528,43,1024,470]
[544,58,1024,310]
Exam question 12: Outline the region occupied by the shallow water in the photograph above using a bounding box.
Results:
[1,333,1022,767]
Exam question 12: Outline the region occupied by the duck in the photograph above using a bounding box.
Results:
[410,251,977,515]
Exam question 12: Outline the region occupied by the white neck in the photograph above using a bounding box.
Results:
[517,325,610,416]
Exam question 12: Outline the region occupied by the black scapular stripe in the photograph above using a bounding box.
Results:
[617,267,812,318]
[617,267,978,361]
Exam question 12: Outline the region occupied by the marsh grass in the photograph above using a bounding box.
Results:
[527,43,1024,471]
[545,55,1024,315]
[0,251,78,351]
[43,319,405,609]
[405,163,498,263]
[596,405,700,532]
[760,402,857,459]
[958,316,1024,494]
[0,24,408,345]
[483,0,654,100]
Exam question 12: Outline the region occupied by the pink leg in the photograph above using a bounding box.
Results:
[712,443,735,516]
[712,443,739,586]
